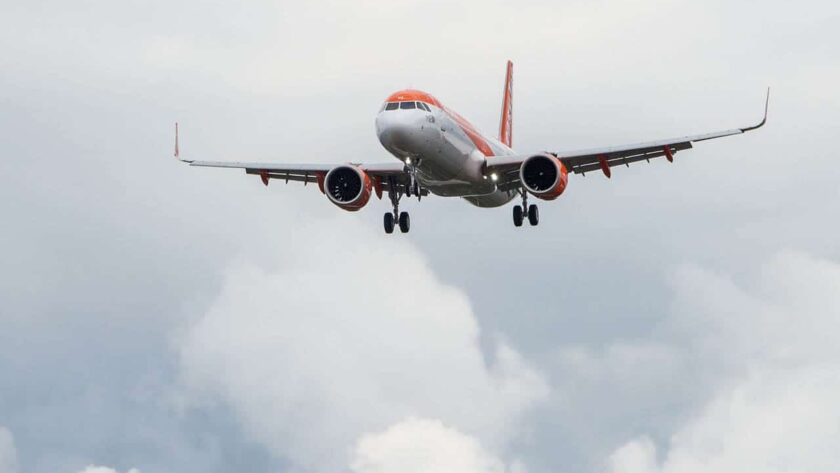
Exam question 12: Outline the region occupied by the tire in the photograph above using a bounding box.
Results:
[399,211,410,233]
[528,204,539,226]
[384,212,395,234]
[513,205,523,227]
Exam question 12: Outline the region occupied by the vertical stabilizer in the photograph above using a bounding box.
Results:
[498,60,514,148]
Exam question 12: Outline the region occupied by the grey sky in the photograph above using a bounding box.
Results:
[1,1,839,472]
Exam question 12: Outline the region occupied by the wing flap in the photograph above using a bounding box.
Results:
[574,149,672,174]
[245,168,319,184]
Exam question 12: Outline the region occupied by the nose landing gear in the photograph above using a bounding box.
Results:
[405,159,422,201]
[513,190,539,228]
[383,177,412,234]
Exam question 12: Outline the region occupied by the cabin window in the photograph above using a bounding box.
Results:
[385,102,399,111]
[400,101,416,110]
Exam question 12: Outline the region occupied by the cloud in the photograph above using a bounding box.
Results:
[1,0,718,95]
[351,417,522,473]
[178,217,549,473]
[2,1,840,472]
[606,251,840,473]
[667,251,840,368]
[607,437,658,473]
[0,427,17,473]
[608,367,840,473]
[77,467,140,473]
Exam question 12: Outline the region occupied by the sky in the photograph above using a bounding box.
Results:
[1,0,839,472]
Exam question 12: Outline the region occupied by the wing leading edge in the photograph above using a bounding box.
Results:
[174,124,408,188]
[487,88,769,181]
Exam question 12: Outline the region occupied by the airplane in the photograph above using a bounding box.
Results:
[175,61,768,234]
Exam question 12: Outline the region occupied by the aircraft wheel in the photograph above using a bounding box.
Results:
[384,212,395,234]
[399,211,410,233]
[513,205,523,227]
[528,204,539,226]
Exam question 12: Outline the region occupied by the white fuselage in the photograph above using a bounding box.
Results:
[375,98,517,208]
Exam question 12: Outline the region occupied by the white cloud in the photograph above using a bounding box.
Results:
[668,251,840,367]
[607,436,658,473]
[0,427,17,473]
[76,467,140,473]
[178,217,548,473]
[609,366,840,473]
[351,417,514,473]
[607,252,840,473]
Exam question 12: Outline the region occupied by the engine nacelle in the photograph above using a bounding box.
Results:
[519,153,569,200]
[324,165,373,211]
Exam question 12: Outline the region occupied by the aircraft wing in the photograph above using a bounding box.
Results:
[174,124,412,192]
[185,159,406,184]
[488,89,769,187]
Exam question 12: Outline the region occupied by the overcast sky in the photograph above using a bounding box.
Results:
[1,1,839,472]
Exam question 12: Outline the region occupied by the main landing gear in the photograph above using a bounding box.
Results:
[383,211,410,234]
[384,178,411,234]
[513,190,539,227]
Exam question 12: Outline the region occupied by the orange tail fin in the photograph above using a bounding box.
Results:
[498,60,514,148]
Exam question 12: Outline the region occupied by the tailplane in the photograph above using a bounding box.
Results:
[498,60,514,148]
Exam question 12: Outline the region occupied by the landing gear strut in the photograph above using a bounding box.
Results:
[513,190,539,227]
[384,177,411,234]
[406,160,422,201]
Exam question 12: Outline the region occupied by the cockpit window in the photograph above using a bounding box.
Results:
[384,101,432,111]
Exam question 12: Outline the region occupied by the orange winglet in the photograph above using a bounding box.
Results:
[663,146,674,163]
[599,155,611,178]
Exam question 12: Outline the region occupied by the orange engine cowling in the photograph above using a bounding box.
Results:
[324,165,373,211]
[519,154,569,200]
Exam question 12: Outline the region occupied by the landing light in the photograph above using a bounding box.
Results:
[405,157,412,165]
[490,173,499,182]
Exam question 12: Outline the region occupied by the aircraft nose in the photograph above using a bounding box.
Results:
[376,113,416,151]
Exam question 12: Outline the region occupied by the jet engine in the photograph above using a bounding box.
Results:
[324,165,373,211]
[519,154,569,200]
